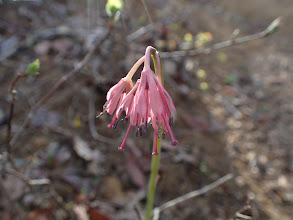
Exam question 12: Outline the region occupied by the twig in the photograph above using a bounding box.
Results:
[50,187,76,219]
[233,199,254,220]
[7,71,26,146]
[134,205,143,220]
[140,0,153,26]
[10,22,114,147]
[87,89,121,144]
[127,24,154,42]
[152,173,233,220]
[5,168,50,187]
[235,213,253,220]
[160,17,281,58]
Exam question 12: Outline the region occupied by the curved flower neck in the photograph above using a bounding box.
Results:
[125,56,145,81]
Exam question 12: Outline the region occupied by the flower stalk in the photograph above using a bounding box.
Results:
[145,50,164,219]
[99,46,178,219]
[146,134,162,220]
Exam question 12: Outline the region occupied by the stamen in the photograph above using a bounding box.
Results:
[96,111,103,118]
[135,125,139,137]
[152,130,159,155]
[141,124,147,133]
[108,115,117,128]
[118,123,132,152]
[162,132,166,139]
[103,102,107,110]
[169,116,173,127]
[162,114,178,146]
[124,117,129,124]
[112,120,119,129]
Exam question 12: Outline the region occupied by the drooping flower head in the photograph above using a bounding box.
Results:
[99,46,178,155]
[103,77,133,128]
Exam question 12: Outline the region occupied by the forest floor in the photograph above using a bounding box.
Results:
[0,0,292,219]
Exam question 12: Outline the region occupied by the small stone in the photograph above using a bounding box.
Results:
[277,175,288,188]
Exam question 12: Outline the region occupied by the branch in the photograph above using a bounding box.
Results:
[7,71,26,145]
[5,168,50,187]
[10,23,114,146]
[160,17,281,58]
[87,88,121,144]
[153,173,233,220]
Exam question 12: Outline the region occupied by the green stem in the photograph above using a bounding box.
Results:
[145,49,164,220]
[145,135,161,220]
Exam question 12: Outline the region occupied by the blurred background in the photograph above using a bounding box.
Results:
[0,0,292,219]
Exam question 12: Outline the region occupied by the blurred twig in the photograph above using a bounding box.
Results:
[10,22,114,146]
[86,88,121,144]
[160,17,281,58]
[134,205,143,220]
[7,71,26,147]
[5,168,50,188]
[152,173,234,220]
[50,187,76,219]
[140,0,153,26]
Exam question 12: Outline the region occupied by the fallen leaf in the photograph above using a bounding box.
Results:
[88,207,111,220]
[126,156,146,189]
[26,207,54,220]
[73,136,103,162]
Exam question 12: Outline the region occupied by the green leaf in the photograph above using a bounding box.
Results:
[106,0,123,21]
[26,59,40,75]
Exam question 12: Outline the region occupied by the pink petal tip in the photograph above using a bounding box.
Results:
[152,152,159,156]
[171,140,178,146]
[118,147,124,152]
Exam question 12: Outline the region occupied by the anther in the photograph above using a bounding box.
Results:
[141,124,147,133]
[124,117,129,124]
[169,116,173,127]
[112,120,119,129]
[135,125,139,137]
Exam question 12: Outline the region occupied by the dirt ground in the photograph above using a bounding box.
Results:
[0,0,292,219]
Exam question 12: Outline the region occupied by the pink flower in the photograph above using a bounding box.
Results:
[102,78,133,128]
[100,46,178,155]
[117,67,177,155]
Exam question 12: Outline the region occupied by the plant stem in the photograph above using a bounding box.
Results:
[145,49,163,220]
[7,71,26,147]
[145,135,161,220]
[124,56,145,81]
